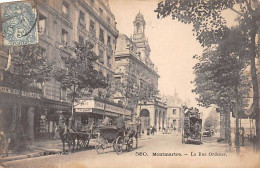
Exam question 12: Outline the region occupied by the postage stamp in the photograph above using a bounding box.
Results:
[1,1,38,46]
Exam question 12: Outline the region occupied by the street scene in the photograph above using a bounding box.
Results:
[0,0,260,168]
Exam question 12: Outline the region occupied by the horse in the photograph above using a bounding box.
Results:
[57,126,77,153]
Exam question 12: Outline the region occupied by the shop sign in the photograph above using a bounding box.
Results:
[75,99,131,115]
[75,108,92,113]
[0,86,41,99]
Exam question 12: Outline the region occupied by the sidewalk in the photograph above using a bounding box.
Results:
[0,133,160,165]
[0,139,63,163]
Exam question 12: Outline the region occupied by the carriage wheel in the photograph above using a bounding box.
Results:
[127,137,134,151]
[115,136,123,155]
[95,137,104,154]
[112,140,116,151]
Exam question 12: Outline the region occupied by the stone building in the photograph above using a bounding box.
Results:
[163,92,184,132]
[115,12,167,132]
[0,0,130,142]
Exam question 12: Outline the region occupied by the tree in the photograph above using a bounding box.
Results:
[54,40,107,127]
[2,45,53,151]
[136,81,158,115]
[97,74,117,119]
[114,64,139,121]
[204,108,220,129]
[192,27,250,153]
[155,0,260,152]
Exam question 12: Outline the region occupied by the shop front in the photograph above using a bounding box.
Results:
[74,98,132,127]
[0,86,42,150]
[36,99,71,140]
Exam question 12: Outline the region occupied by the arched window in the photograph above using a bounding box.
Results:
[136,23,141,33]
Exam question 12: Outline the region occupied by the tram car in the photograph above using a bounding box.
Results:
[182,107,202,144]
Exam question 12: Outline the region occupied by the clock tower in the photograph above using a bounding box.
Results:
[133,11,151,64]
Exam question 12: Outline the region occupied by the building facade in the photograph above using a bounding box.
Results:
[115,12,167,132]
[0,0,126,143]
[163,93,184,132]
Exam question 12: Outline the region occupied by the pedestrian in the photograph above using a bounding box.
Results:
[147,127,150,135]
[54,125,60,139]
[241,127,245,146]
[151,126,154,135]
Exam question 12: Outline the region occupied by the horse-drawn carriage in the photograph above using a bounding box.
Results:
[182,107,202,144]
[59,117,139,154]
[95,121,138,155]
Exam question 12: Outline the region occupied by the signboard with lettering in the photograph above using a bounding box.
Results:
[75,99,131,115]
[75,108,92,113]
[0,86,41,99]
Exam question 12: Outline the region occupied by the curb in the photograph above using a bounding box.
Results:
[0,136,156,163]
[0,149,62,163]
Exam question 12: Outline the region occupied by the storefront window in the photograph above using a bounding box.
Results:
[40,115,48,132]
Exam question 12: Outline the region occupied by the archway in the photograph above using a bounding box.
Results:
[140,109,150,131]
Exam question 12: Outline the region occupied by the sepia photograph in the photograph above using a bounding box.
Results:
[0,0,260,168]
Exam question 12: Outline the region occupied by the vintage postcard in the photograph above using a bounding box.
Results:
[0,0,260,168]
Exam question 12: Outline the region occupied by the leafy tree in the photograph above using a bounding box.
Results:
[1,45,53,151]
[114,63,140,121]
[204,108,220,129]
[97,74,117,119]
[136,82,158,115]
[192,27,250,152]
[54,40,107,125]
[155,0,259,151]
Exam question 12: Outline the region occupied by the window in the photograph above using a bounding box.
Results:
[79,36,84,44]
[172,109,176,115]
[79,10,85,21]
[99,50,104,64]
[61,29,68,45]
[136,22,141,33]
[39,13,46,34]
[99,8,103,15]
[107,17,111,24]
[107,55,111,68]
[62,2,69,17]
[107,35,111,48]
[89,20,95,35]
[99,28,104,43]
[60,88,67,101]
[79,11,85,28]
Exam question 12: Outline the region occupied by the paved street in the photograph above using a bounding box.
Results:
[1,132,259,168]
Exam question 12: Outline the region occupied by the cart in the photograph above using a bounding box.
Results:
[182,108,202,144]
[95,123,138,155]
